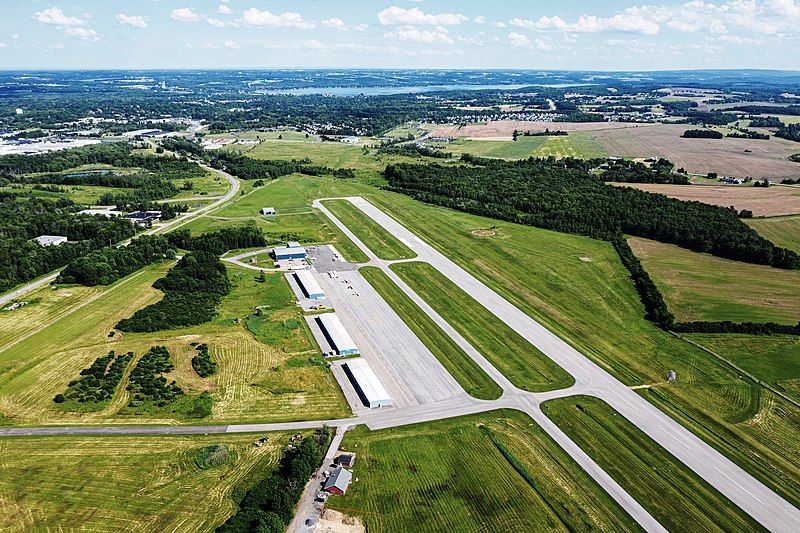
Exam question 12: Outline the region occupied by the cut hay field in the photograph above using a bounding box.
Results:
[611,183,800,217]
[0,262,350,426]
[628,237,800,324]
[326,410,639,532]
[429,120,640,139]
[587,123,800,179]
[435,133,606,160]
[0,432,288,532]
[322,199,416,260]
[391,262,574,392]
[542,396,763,532]
[746,215,800,253]
[359,266,502,400]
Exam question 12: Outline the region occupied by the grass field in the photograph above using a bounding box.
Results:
[0,432,289,531]
[432,133,607,160]
[171,168,230,198]
[0,184,134,205]
[326,410,639,532]
[542,396,764,532]
[391,262,574,392]
[746,215,800,253]
[359,267,502,400]
[322,199,416,260]
[628,237,800,324]
[0,262,350,425]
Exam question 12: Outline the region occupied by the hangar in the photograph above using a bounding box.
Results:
[315,313,358,356]
[343,358,392,408]
[273,241,307,261]
[293,270,325,299]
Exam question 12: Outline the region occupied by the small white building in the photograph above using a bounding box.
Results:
[259,207,276,216]
[33,235,68,247]
[341,136,360,144]
[79,208,123,218]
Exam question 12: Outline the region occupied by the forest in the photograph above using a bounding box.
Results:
[208,151,351,181]
[384,157,800,269]
[602,158,689,184]
[682,129,724,139]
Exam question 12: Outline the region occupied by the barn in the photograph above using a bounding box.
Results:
[324,467,352,496]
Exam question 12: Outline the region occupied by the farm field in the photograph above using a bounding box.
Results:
[359,266,502,400]
[542,396,764,533]
[0,184,133,205]
[628,237,800,324]
[322,199,416,260]
[746,215,800,253]
[391,261,574,392]
[0,261,350,426]
[326,410,639,532]
[431,134,607,159]
[611,182,800,217]
[586,123,800,179]
[0,432,287,531]
[428,120,640,139]
[684,334,800,402]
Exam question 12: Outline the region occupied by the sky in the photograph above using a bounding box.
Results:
[0,0,799,70]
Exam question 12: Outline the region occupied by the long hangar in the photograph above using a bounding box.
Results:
[344,359,392,408]
[315,313,358,356]
[293,270,325,300]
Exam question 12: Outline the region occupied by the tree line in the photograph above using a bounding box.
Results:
[208,151,350,181]
[682,129,724,139]
[603,158,689,185]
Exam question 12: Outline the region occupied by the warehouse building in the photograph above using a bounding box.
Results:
[273,241,307,261]
[33,235,68,247]
[293,270,325,300]
[343,358,392,408]
[315,313,358,356]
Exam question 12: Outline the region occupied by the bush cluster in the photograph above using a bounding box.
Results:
[54,351,134,405]
[126,346,183,406]
[192,343,217,378]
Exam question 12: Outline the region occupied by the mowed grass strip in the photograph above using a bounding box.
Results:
[326,410,639,532]
[542,396,765,533]
[360,266,502,400]
[391,262,573,392]
[0,433,288,532]
[746,214,800,254]
[322,199,417,261]
[628,236,800,324]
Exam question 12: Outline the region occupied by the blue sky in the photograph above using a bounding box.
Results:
[0,1,798,70]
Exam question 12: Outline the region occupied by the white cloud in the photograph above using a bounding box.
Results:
[224,39,239,49]
[490,21,506,28]
[34,7,84,26]
[512,14,660,36]
[116,14,148,29]
[384,26,454,44]
[171,8,201,23]
[322,18,347,30]
[0,43,5,49]
[218,4,232,15]
[473,15,486,24]
[508,32,551,50]
[207,17,226,28]
[242,8,315,29]
[378,6,467,26]
[303,39,325,49]
[65,27,99,41]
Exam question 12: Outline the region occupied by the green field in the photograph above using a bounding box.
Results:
[326,410,639,532]
[0,183,134,205]
[359,267,502,400]
[746,215,800,254]
[628,237,800,324]
[542,396,764,532]
[0,262,350,425]
[391,262,574,392]
[171,168,230,198]
[322,199,416,260]
[437,137,547,158]
[533,133,608,158]
[0,432,288,531]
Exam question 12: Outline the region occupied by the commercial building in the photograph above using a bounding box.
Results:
[293,270,325,300]
[124,211,162,226]
[315,313,358,356]
[273,241,307,261]
[33,235,68,247]
[79,208,123,218]
[323,467,352,496]
[343,358,392,408]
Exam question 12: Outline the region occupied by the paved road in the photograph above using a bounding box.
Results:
[0,273,60,308]
[315,196,800,533]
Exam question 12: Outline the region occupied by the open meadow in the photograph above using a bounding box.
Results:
[612,183,800,217]
[746,215,800,253]
[322,199,416,260]
[0,432,289,532]
[628,236,800,324]
[326,410,639,532]
[542,396,763,533]
[432,134,607,159]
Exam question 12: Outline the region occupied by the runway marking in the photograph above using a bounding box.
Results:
[662,428,691,450]
[714,467,764,504]
[607,386,641,411]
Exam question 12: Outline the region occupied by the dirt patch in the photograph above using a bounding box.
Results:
[314,509,365,533]
[612,183,800,217]
[579,257,593,263]
[429,120,644,139]
[471,229,497,237]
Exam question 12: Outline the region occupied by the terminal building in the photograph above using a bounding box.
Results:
[343,359,393,408]
[293,270,325,300]
[273,241,307,261]
[315,313,358,356]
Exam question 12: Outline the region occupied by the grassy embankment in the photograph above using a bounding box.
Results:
[321,199,417,260]
[326,410,639,532]
[746,215,800,254]
[359,266,502,400]
[391,262,574,392]
[543,396,765,532]
[0,261,350,426]
[0,432,290,531]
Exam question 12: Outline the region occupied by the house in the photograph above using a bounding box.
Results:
[335,453,356,468]
[323,467,352,496]
[33,235,68,247]
[259,207,276,216]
